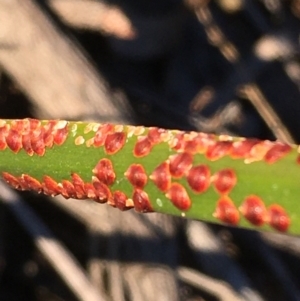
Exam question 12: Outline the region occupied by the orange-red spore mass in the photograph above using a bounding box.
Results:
[2,172,21,190]
[133,136,152,157]
[268,204,290,232]
[240,195,267,226]
[214,196,239,225]
[187,165,211,193]
[0,125,8,150]
[264,143,292,164]
[230,139,260,159]
[150,161,171,192]
[53,126,68,146]
[132,189,153,212]
[125,164,147,189]
[71,173,86,199]
[42,176,60,196]
[84,183,98,200]
[6,129,22,153]
[166,183,191,211]
[93,158,116,186]
[61,180,77,199]
[31,129,46,156]
[206,141,232,161]
[93,124,114,147]
[92,179,111,203]
[113,191,131,211]
[212,168,237,195]
[170,132,185,151]
[147,127,166,144]
[169,152,193,178]
[22,174,42,193]
[104,132,126,155]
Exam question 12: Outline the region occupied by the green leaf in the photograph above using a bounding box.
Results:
[0,119,298,234]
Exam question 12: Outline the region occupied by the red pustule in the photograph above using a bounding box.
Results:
[93,124,114,147]
[239,195,267,226]
[182,133,213,154]
[133,136,152,157]
[264,143,292,164]
[71,173,86,199]
[212,168,237,195]
[166,183,191,211]
[53,121,69,146]
[245,140,273,163]
[230,139,260,159]
[0,124,8,150]
[104,132,126,155]
[83,183,98,200]
[150,161,171,192]
[6,129,22,153]
[169,152,193,178]
[2,172,21,190]
[132,189,153,212]
[92,178,111,203]
[60,180,77,199]
[42,176,60,196]
[170,132,185,151]
[147,127,166,144]
[213,196,240,225]
[43,120,56,147]
[113,191,132,211]
[28,119,41,130]
[268,204,290,232]
[187,165,211,193]
[22,174,42,193]
[125,164,147,189]
[92,158,116,186]
[31,128,46,156]
[22,134,34,156]
[206,141,232,161]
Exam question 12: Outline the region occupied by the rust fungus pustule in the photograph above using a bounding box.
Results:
[182,133,214,154]
[0,124,9,150]
[92,178,112,203]
[213,196,240,225]
[2,172,21,190]
[31,128,46,156]
[240,195,267,226]
[21,174,42,193]
[93,124,114,147]
[169,152,193,178]
[150,161,171,192]
[42,176,60,196]
[84,183,98,200]
[60,180,77,199]
[206,141,232,161]
[71,173,86,199]
[187,165,211,193]
[104,132,126,155]
[6,129,22,153]
[125,164,147,189]
[133,136,152,157]
[92,158,116,186]
[169,132,185,151]
[147,127,166,144]
[53,120,69,146]
[132,189,153,213]
[264,143,292,164]
[230,139,260,159]
[211,168,237,195]
[268,204,290,232]
[113,191,133,211]
[166,183,191,211]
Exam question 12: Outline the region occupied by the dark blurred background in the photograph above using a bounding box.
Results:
[1,0,300,300]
